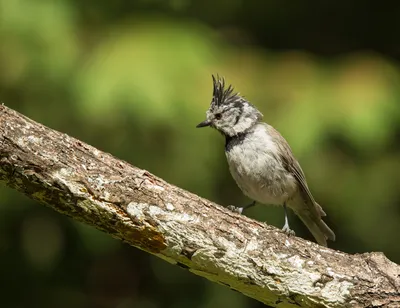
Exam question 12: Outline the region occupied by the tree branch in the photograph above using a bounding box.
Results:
[0,104,399,307]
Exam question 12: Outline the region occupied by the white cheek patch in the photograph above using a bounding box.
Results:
[234,116,253,132]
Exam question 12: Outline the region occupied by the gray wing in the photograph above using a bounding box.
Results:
[266,124,323,218]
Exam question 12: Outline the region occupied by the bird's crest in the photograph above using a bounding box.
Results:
[212,75,240,107]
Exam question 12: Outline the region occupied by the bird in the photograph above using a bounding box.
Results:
[196,75,335,246]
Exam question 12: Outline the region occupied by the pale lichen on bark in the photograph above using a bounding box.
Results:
[0,104,399,307]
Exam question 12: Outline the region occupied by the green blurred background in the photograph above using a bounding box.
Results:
[1,1,399,307]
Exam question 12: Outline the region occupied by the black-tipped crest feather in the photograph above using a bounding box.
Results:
[212,74,240,107]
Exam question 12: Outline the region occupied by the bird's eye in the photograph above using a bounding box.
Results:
[215,113,222,120]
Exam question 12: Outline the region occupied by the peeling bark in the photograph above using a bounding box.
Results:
[0,104,399,307]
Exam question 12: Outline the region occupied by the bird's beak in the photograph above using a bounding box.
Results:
[196,120,211,128]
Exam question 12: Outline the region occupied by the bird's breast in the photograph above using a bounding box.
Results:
[225,135,297,205]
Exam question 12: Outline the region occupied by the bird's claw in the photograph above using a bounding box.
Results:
[282,224,296,236]
[227,205,244,214]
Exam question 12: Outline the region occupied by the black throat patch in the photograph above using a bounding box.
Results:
[225,132,248,152]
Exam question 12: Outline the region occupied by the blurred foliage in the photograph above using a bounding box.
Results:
[0,0,399,307]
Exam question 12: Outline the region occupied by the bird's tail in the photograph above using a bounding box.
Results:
[296,207,335,247]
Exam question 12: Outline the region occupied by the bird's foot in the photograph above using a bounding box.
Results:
[282,203,295,236]
[282,223,296,236]
[227,205,244,214]
[227,201,256,214]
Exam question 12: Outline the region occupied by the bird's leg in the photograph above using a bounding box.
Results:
[282,203,295,235]
[227,201,256,214]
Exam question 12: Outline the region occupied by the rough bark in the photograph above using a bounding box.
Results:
[0,104,399,308]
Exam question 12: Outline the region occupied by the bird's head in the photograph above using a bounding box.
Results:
[196,75,263,137]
